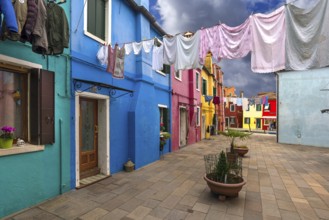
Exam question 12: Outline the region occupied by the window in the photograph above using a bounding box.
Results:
[196,71,200,91]
[175,70,182,80]
[202,78,207,95]
[213,87,217,96]
[230,104,235,112]
[196,107,200,126]
[84,0,111,43]
[159,106,169,132]
[256,104,262,111]
[230,117,235,124]
[156,65,171,76]
[244,117,250,124]
[264,103,270,111]
[0,68,54,145]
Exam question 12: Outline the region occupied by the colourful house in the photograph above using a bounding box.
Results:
[259,92,277,131]
[0,1,71,217]
[201,54,216,139]
[242,100,263,130]
[171,68,202,150]
[70,0,170,189]
[224,98,243,129]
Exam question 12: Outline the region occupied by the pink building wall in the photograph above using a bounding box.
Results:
[171,68,201,151]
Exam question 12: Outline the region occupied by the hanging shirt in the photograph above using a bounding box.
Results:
[164,31,201,71]
[213,96,220,105]
[97,45,108,66]
[124,39,154,55]
[0,0,19,37]
[242,98,249,111]
[250,6,286,73]
[107,44,125,79]
[218,17,251,59]
[236,98,242,106]
[285,0,329,70]
[152,45,164,71]
[199,25,221,64]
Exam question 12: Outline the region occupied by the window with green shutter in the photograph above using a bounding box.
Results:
[202,78,207,95]
[87,0,105,40]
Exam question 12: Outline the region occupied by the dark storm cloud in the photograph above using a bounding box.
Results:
[154,0,286,97]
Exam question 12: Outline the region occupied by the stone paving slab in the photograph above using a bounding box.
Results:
[5,134,329,220]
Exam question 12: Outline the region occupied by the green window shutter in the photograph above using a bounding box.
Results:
[213,87,216,96]
[88,0,105,40]
[30,69,55,145]
[202,79,207,95]
[163,64,171,74]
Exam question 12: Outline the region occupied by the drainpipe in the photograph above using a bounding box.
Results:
[169,69,172,152]
[59,118,63,194]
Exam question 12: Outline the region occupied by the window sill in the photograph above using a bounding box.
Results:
[0,144,45,157]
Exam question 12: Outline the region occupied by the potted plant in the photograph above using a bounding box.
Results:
[204,150,246,199]
[0,126,16,149]
[159,123,171,152]
[220,129,251,158]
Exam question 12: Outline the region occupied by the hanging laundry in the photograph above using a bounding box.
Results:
[285,0,329,70]
[250,6,285,73]
[242,98,249,111]
[231,97,237,105]
[125,39,154,55]
[199,25,221,64]
[46,2,69,55]
[107,44,125,79]
[213,96,220,105]
[20,0,38,43]
[97,45,108,65]
[164,31,201,71]
[236,98,242,106]
[0,0,18,38]
[31,0,48,55]
[204,95,213,105]
[248,98,255,106]
[152,44,164,71]
[218,17,251,59]
[255,98,261,105]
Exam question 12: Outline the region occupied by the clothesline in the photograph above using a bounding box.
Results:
[112,0,299,47]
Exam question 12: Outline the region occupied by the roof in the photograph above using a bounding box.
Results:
[125,0,167,36]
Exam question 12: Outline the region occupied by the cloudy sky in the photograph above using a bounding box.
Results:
[149,0,318,97]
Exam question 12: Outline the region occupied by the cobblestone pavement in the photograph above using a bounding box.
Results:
[6,134,329,220]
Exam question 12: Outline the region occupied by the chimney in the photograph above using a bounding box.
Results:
[240,91,244,98]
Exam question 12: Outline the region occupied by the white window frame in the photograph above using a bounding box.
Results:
[230,104,235,112]
[196,106,200,126]
[84,0,112,44]
[175,70,182,81]
[0,55,44,157]
[196,71,200,91]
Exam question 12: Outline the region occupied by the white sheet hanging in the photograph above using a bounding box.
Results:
[251,5,286,73]
[285,0,329,70]
[152,45,164,71]
[199,25,221,64]
[124,39,154,55]
[164,31,201,71]
[218,18,252,59]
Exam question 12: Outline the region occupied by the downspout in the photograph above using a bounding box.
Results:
[59,118,63,194]
[169,70,172,152]
[276,72,279,143]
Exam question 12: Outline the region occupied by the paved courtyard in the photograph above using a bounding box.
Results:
[6,134,329,220]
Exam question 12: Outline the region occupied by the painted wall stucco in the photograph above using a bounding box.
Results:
[171,69,201,151]
[278,68,329,147]
[0,2,71,216]
[70,0,171,181]
[243,104,263,130]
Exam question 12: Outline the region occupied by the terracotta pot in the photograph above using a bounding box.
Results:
[204,174,246,198]
[234,147,249,157]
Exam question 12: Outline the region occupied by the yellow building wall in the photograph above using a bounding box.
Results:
[201,54,215,139]
[242,104,263,130]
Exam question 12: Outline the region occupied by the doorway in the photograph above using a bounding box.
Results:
[79,98,99,179]
[256,118,261,129]
[201,115,206,139]
[75,92,110,187]
[179,107,187,147]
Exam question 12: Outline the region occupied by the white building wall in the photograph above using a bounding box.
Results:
[278,68,329,147]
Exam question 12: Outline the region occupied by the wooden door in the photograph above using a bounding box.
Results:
[179,108,187,146]
[79,98,99,178]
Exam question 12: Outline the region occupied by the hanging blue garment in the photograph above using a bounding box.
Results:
[0,0,19,35]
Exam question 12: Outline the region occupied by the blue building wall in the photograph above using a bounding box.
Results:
[70,0,171,186]
[278,68,329,147]
[0,3,71,218]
